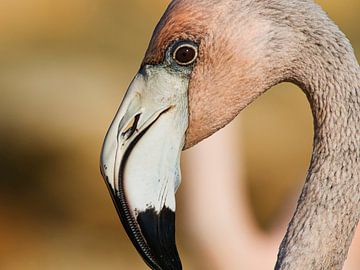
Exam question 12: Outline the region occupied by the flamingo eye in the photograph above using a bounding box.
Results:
[172,43,198,66]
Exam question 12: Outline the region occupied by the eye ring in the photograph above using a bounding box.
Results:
[172,43,198,66]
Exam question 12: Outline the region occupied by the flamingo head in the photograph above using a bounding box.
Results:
[100,0,294,269]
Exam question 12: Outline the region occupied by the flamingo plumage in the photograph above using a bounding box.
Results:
[100,0,360,269]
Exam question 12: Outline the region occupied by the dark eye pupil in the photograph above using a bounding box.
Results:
[175,46,196,65]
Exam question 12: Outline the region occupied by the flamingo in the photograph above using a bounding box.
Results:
[100,0,360,269]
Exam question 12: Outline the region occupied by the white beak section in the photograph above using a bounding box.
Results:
[100,66,189,270]
[124,107,183,214]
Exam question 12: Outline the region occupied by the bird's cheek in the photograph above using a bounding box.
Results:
[184,91,222,149]
[184,77,233,149]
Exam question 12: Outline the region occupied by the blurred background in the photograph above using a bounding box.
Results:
[0,0,358,269]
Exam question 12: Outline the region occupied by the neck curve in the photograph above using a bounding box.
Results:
[273,8,360,270]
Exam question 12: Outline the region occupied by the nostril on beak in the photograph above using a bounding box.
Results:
[121,114,141,140]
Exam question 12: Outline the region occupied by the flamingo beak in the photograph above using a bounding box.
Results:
[100,66,189,270]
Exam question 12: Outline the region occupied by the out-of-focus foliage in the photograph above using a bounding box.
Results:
[0,1,358,269]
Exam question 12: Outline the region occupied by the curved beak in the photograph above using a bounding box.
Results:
[100,66,189,270]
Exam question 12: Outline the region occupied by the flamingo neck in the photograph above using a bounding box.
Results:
[275,19,360,269]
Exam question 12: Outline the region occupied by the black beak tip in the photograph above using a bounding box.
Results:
[104,176,182,269]
[137,207,182,270]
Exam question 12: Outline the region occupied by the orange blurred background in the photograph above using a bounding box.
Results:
[0,1,359,269]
